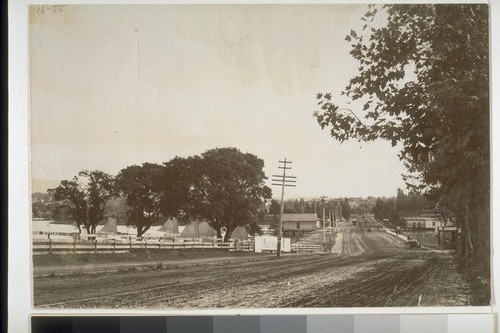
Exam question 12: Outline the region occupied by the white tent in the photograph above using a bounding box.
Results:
[179,221,217,238]
[98,217,118,234]
[157,217,179,234]
[229,226,249,240]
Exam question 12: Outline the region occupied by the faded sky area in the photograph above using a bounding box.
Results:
[30,4,407,198]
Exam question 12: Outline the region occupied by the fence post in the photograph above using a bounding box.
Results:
[145,239,147,250]
[129,237,132,250]
[73,238,76,254]
[49,239,52,254]
[159,238,161,249]
[113,239,116,254]
[94,240,97,254]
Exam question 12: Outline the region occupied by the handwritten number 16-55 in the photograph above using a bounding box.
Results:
[36,5,66,14]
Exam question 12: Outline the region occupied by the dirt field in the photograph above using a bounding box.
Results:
[33,218,488,308]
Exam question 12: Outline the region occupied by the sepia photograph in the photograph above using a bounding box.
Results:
[29,3,490,309]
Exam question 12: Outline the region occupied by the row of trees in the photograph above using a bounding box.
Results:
[314,4,489,275]
[48,147,272,241]
[268,197,352,223]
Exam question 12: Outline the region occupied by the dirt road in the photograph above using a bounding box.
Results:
[33,218,483,308]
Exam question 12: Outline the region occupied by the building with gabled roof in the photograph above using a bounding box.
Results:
[282,213,317,235]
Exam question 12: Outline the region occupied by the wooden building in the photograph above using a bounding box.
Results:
[282,214,318,236]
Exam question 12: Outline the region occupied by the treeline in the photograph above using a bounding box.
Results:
[44,147,271,241]
[372,190,434,225]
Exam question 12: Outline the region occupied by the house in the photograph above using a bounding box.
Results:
[402,217,438,230]
[282,214,317,236]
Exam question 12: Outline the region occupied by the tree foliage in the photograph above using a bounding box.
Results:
[341,198,352,221]
[372,198,399,225]
[186,147,272,242]
[396,188,434,212]
[116,163,164,237]
[314,4,489,273]
[269,199,280,216]
[48,170,115,234]
[158,156,202,219]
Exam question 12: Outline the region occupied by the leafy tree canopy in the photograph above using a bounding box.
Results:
[186,147,272,241]
[48,170,115,234]
[269,199,280,216]
[116,163,164,237]
[341,198,352,221]
[314,4,489,271]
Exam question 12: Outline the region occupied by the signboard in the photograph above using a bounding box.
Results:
[254,235,291,253]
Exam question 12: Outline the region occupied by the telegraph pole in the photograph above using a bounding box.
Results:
[272,159,296,259]
[320,196,327,252]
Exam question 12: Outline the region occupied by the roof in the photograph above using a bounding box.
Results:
[281,214,317,222]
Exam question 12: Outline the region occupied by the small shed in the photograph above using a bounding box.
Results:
[438,226,461,248]
[282,214,317,236]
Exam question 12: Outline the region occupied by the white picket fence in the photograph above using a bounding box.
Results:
[291,244,324,253]
[32,238,254,255]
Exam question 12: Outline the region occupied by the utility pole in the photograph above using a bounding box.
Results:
[272,159,296,259]
[320,195,327,252]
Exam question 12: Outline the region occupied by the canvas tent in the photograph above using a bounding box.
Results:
[229,226,249,240]
[157,217,179,234]
[179,221,217,239]
[98,217,118,234]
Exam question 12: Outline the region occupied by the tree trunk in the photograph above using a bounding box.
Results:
[223,228,234,243]
[137,225,151,237]
[472,201,490,278]
[464,203,473,267]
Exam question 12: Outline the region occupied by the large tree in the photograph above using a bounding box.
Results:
[48,170,115,234]
[341,198,352,221]
[186,147,272,242]
[269,199,281,226]
[158,156,203,220]
[372,198,399,225]
[314,4,489,274]
[116,163,164,237]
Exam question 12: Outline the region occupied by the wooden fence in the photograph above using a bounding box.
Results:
[291,244,324,253]
[32,237,321,255]
[32,239,252,255]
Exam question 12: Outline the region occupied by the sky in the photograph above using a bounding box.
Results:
[29,4,407,198]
